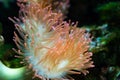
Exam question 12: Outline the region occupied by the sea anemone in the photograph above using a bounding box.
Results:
[9,0,94,80]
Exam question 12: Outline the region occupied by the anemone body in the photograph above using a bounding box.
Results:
[10,0,94,80]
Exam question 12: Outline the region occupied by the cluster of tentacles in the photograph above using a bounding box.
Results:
[9,0,94,80]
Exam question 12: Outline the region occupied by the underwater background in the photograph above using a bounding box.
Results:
[0,0,120,80]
